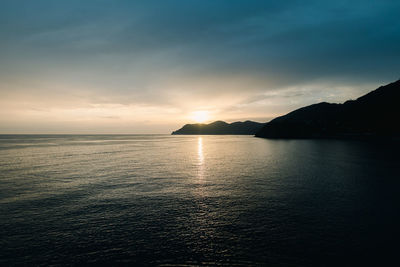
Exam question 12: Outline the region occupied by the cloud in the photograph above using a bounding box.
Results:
[0,0,399,132]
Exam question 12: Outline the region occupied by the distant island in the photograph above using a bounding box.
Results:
[172,120,265,135]
[255,79,400,139]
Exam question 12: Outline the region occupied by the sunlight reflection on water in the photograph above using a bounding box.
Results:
[197,137,204,181]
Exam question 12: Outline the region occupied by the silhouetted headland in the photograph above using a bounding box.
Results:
[255,80,400,139]
[172,120,265,135]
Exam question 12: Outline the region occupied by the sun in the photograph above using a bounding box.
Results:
[192,110,209,123]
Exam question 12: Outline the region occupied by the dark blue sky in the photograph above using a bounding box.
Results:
[0,0,399,133]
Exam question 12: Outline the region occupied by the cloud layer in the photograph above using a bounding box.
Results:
[1,0,399,133]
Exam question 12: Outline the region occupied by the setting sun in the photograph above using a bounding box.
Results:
[192,110,209,123]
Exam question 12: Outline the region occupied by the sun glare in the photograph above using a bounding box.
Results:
[192,110,209,123]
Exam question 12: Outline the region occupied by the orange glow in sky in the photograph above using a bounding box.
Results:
[191,111,210,123]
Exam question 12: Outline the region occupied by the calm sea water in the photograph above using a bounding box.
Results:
[0,135,399,266]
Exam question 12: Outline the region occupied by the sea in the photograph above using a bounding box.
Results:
[0,135,399,266]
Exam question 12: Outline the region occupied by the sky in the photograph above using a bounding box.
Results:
[0,0,399,133]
